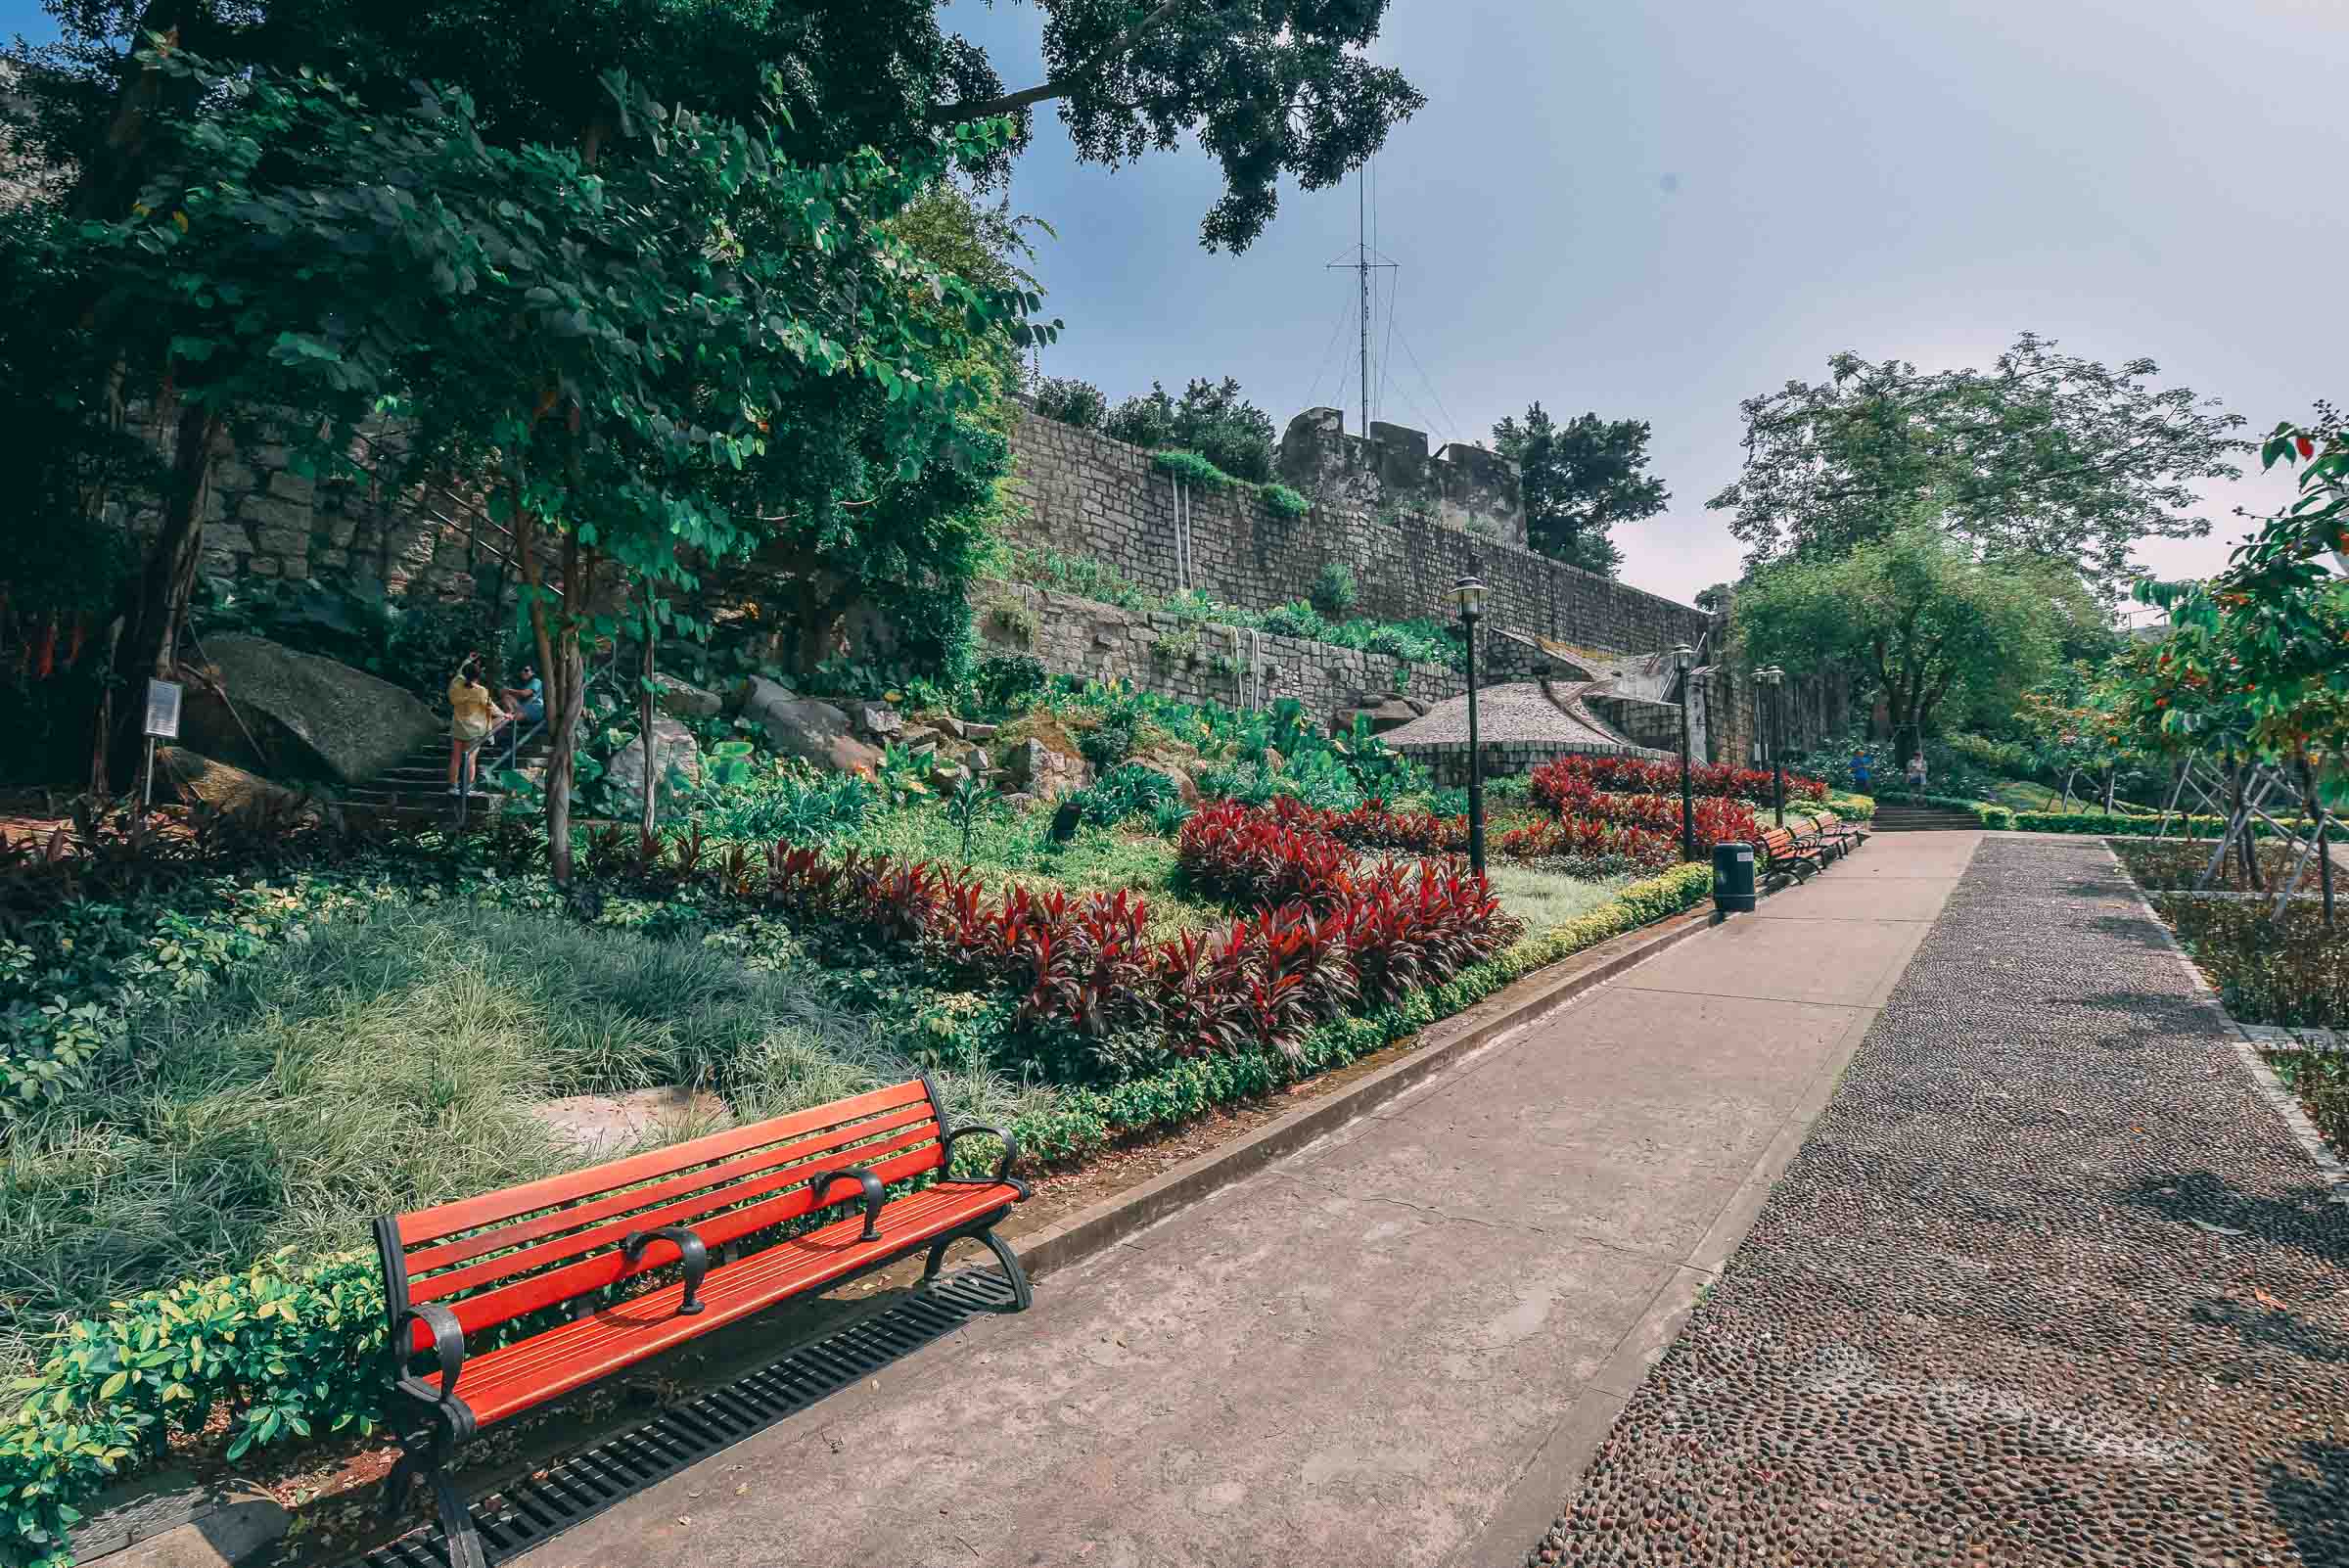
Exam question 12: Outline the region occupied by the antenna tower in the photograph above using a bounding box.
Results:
[1325,165,1397,460]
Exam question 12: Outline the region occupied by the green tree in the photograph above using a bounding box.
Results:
[85,53,1037,878]
[13,0,1422,252]
[1710,332,2248,594]
[1735,517,2078,754]
[1105,376,1277,482]
[1491,403,1668,576]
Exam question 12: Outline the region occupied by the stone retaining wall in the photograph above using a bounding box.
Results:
[975,579,1465,721]
[1005,408,1718,659]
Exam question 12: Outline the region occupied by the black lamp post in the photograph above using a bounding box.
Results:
[1758,665,1786,827]
[1451,575,1488,877]
[1673,642,1695,860]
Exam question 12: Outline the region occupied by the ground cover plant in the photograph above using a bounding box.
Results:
[2113,839,2348,1158]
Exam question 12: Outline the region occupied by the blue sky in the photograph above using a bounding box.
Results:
[13,0,2344,608]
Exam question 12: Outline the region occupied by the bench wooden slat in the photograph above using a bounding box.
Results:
[394,1079,933,1246]
[408,1138,949,1345]
[428,1180,1020,1425]
[403,1099,944,1276]
[407,1119,945,1308]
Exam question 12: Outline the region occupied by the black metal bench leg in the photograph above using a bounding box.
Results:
[920,1232,955,1284]
[979,1227,1034,1313]
[429,1460,487,1568]
[380,1445,421,1523]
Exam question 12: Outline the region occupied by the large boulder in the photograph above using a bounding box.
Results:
[606,717,703,816]
[653,674,724,720]
[1005,736,1090,802]
[183,633,436,784]
[742,684,882,774]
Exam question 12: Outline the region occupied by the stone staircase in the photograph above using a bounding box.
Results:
[1868,801,1986,833]
[343,732,551,825]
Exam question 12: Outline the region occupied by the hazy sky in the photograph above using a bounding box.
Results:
[13,0,2343,611]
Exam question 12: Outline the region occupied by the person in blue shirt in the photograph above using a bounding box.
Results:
[1851,749,1872,794]
[500,665,545,728]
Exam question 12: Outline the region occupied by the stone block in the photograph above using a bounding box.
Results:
[239,493,307,530]
[253,527,307,557]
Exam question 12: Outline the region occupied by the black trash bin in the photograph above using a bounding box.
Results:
[1713,841,1757,913]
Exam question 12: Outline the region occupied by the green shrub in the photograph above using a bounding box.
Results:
[1151,448,1238,489]
[1032,375,1107,431]
[1149,629,1200,668]
[1065,763,1182,827]
[1263,484,1312,520]
[1310,563,1358,619]
[973,654,1048,717]
[1078,717,1138,772]
[2011,808,2302,837]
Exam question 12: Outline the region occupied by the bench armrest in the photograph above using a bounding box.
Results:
[939,1124,1022,1188]
[393,1302,470,1406]
[622,1224,710,1315]
[807,1167,886,1242]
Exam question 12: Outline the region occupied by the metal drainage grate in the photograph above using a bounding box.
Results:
[356,1269,1017,1568]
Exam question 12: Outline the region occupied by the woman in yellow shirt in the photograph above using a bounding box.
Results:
[446,655,512,796]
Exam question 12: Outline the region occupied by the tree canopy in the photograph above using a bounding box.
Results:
[1734,516,2100,751]
[1710,332,2248,595]
[1103,376,1278,482]
[12,0,1422,251]
[1490,403,1668,577]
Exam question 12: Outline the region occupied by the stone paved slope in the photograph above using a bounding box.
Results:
[1528,835,2349,1567]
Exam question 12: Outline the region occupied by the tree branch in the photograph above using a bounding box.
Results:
[929,0,1191,121]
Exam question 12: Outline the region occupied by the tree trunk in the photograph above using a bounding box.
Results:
[105,398,221,772]
[638,619,658,841]
[2101,770,2116,813]
[2301,752,2335,931]
[513,491,581,885]
[2231,760,2261,892]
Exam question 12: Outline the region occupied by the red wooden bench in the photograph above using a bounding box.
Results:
[373,1077,1028,1567]
[1758,824,1826,882]
[1804,810,1868,857]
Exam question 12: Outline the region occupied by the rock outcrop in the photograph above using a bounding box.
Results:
[184,633,437,784]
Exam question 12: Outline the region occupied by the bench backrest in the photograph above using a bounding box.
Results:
[1758,827,1797,859]
[376,1077,948,1351]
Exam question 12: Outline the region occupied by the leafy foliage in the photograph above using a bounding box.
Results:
[1032,375,1108,430]
[1491,403,1668,576]
[1711,333,2248,593]
[1112,378,1277,482]
[15,0,1420,254]
[1736,520,2093,750]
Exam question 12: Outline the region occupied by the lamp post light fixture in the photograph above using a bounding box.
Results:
[1450,576,1489,877]
[1758,665,1787,827]
[1673,642,1696,860]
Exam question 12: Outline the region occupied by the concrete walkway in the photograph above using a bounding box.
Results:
[530,833,1980,1568]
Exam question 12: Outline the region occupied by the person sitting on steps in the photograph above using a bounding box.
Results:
[501,664,545,730]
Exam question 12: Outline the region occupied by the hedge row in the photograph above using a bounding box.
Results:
[2,860,1714,1563]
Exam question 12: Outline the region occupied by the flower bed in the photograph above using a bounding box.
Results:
[1530,754,1824,809]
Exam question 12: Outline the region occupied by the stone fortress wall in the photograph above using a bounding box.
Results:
[122,397,1841,771]
[999,405,1856,767]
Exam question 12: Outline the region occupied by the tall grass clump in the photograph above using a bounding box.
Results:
[0,902,942,1362]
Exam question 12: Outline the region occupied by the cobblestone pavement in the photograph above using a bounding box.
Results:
[1527,835,2349,1567]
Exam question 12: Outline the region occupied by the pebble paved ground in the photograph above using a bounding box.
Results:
[1527,834,2349,1567]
